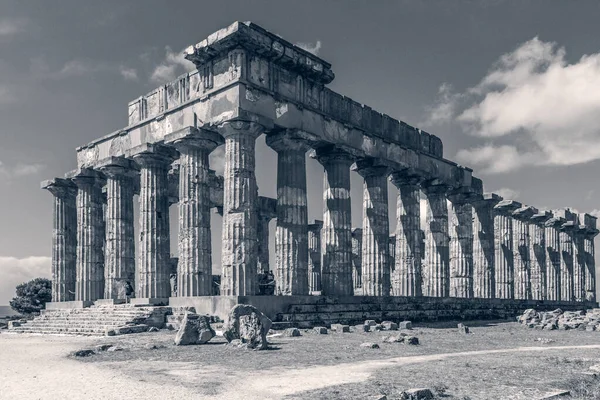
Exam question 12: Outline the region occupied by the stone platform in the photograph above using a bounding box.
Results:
[170,295,598,328]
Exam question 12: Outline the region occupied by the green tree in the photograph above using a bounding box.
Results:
[9,278,52,315]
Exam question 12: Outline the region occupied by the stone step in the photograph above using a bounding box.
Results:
[13,326,108,335]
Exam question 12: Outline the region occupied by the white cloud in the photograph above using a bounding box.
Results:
[424,37,600,174]
[150,46,195,84]
[493,187,521,200]
[0,161,44,181]
[44,59,139,82]
[0,84,18,105]
[0,19,27,36]
[119,66,138,81]
[295,40,322,56]
[0,256,51,304]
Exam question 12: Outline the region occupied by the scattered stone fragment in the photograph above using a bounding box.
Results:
[517,308,600,332]
[589,364,600,373]
[457,323,470,334]
[144,343,165,350]
[399,388,434,400]
[360,342,380,349]
[355,324,369,332]
[381,321,398,331]
[313,327,328,334]
[7,321,21,329]
[382,334,404,343]
[535,337,555,344]
[404,336,419,345]
[148,326,159,332]
[113,324,150,335]
[364,319,377,327]
[284,327,301,337]
[331,324,350,333]
[95,344,113,352]
[369,324,383,332]
[223,304,272,350]
[174,313,215,346]
[73,349,95,357]
[399,321,412,330]
[106,346,123,352]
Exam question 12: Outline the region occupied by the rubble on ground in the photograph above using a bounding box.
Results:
[517,308,600,331]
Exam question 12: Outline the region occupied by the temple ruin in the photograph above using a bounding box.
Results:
[40,22,598,324]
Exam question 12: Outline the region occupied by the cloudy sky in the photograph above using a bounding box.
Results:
[1,0,600,303]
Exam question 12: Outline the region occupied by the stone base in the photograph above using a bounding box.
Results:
[168,295,598,328]
[94,299,126,306]
[129,297,169,306]
[45,301,93,310]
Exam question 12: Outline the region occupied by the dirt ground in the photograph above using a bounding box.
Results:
[3,320,600,399]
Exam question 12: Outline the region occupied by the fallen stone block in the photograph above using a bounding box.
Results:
[95,344,113,352]
[399,388,434,400]
[369,324,384,332]
[381,321,398,331]
[399,321,412,330]
[313,326,328,334]
[404,336,419,345]
[364,319,377,327]
[73,349,95,357]
[106,346,123,352]
[457,323,470,334]
[7,321,21,329]
[355,324,369,332]
[284,327,301,337]
[331,324,350,333]
[174,313,215,345]
[144,343,166,350]
[360,342,380,349]
[223,304,272,350]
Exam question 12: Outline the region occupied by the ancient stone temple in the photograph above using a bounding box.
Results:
[41,21,598,322]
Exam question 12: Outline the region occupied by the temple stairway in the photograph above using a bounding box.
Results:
[8,304,171,336]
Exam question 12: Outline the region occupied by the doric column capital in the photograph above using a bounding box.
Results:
[512,205,538,221]
[389,168,423,187]
[545,216,566,228]
[420,178,450,195]
[310,145,355,166]
[216,120,263,139]
[265,129,311,153]
[128,143,178,168]
[164,126,224,152]
[96,156,139,179]
[42,177,77,199]
[493,199,522,216]
[472,192,502,209]
[69,168,106,188]
[530,210,552,226]
[447,185,481,205]
[351,158,389,178]
[308,220,323,232]
[257,196,277,221]
[561,220,578,232]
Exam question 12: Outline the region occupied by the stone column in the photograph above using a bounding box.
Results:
[421,180,450,297]
[130,144,177,300]
[545,215,564,301]
[72,169,106,302]
[351,228,362,292]
[559,220,576,302]
[493,200,521,299]
[42,178,77,302]
[448,188,476,298]
[530,211,551,300]
[390,171,422,297]
[266,131,309,295]
[312,146,354,296]
[256,207,275,274]
[584,226,598,302]
[512,206,536,300]
[389,235,396,282]
[353,160,390,296]
[218,121,262,296]
[165,128,223,297]
[573,224,587,302]
[97,158,137,300]
[308,220,323,293]
[472,193,501,299]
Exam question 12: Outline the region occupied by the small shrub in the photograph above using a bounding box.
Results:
[9,278,52,315]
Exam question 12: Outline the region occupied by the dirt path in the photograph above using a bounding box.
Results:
[2,332,599,399]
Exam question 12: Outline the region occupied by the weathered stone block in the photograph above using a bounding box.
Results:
[381,321,398,331]
[399,321,413,330]
[223,304,272,350]
[313,326,328,334]
[174,313,215,345]
[331,324,350,333]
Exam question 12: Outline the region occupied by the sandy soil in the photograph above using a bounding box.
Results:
[3,321,600,399]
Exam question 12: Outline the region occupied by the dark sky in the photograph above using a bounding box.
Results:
[2,0,600,302]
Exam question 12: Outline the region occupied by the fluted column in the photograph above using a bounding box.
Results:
[353,160,390,296]
[390,171,422,297]
[421,180,450,297]
[43,178,77,302]
[545,216,564,301]
[389,235,396,284]
[472,193,501,298]
[266,131,309,295]
[560,221,576,302]
[448,188,477,298]
[218,121,262,296]
[351,228,363,291]
[308,220,323,292]
[573,225,587,302]
[73,169,106,302]
[131,145,176,299]
[165,128,223,297]
[530,211,551,300]
[98,158,137,300]
[493,200,521,299]
[256,196,276,275]
[584,224,598,302]
[512,206,535,300]
[313,146,354,296]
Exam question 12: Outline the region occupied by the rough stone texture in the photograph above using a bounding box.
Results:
[529,211,551,300]
[493,200,521,299]
[512,206,536,300]
[72,169,106,302]
[43,178,77,302]
[421,181,450,297]
[174,313,215,345]
[284,327,301,337]
[256,197,276,275]
[448,189,476,298]
[165,128,223,297]
[573,225,587,302]
[266,131,309,295]
[360,342,380,349]
[131,145,176,299]
[582,214,599,302]
[472,193,501,299]
[307,220,323,292]
[399,321,413,330]
[381,321,398,331]
[313,146,354,296]
[351,228,362,291]
[545,216,564,301]
[330,323,350,333]
[218,121,262,296]
[98,159,136,300]
[457,323,470,334]
[313,326,327,334]
[223,304,272,350]
[390,172,422,296]
[557,211,576,302]
[400,388,434,400]
[354,160,390,296]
